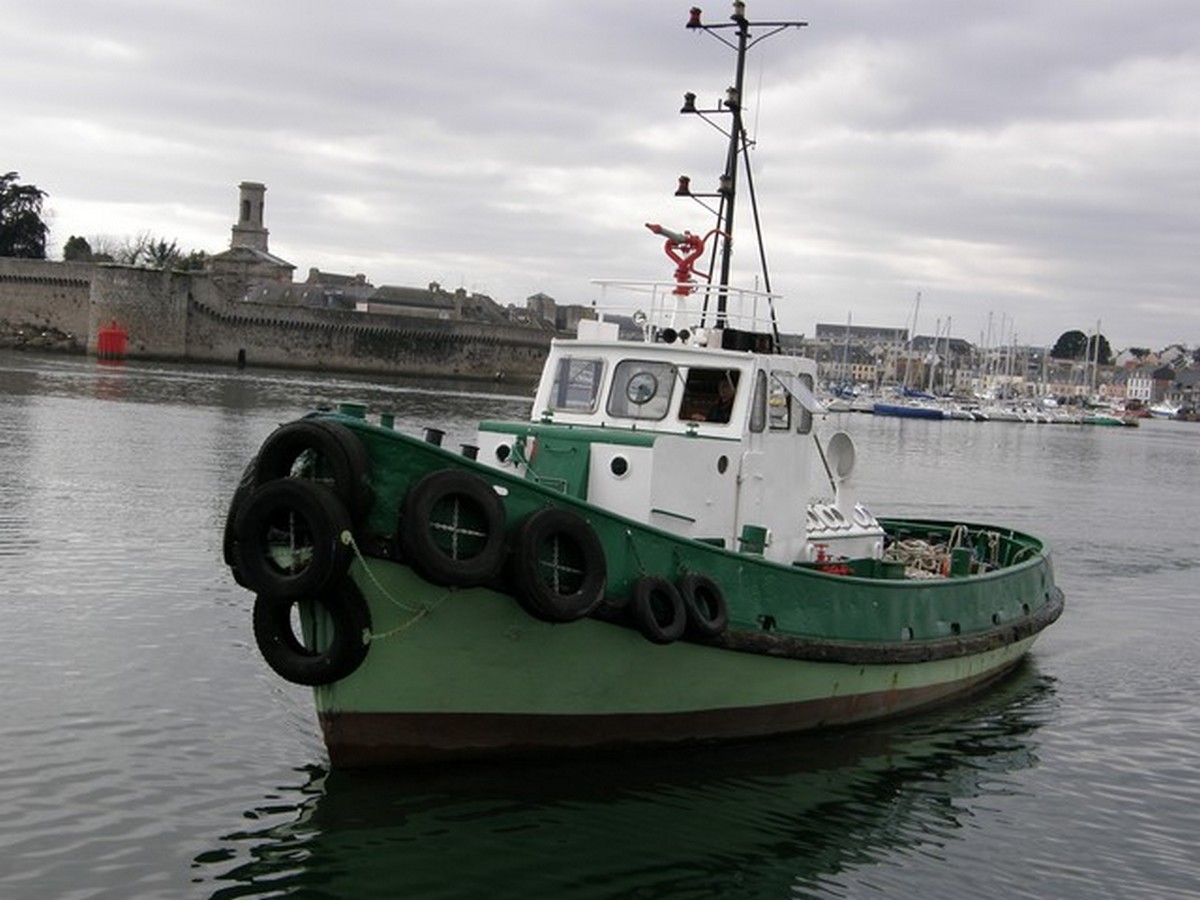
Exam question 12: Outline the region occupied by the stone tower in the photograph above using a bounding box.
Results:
[230,181,269,252]
[210,180,294,288]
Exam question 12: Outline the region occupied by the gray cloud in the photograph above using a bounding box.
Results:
[6,0,1198,349]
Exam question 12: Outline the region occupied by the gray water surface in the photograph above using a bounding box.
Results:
[1,351,1197,899]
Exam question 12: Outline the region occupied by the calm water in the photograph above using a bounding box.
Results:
[2,351,1198,899]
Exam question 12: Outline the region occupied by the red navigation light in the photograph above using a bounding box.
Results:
[675,175,692,196]
[687,7,702,28]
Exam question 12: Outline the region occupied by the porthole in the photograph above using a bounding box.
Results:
[610,456,629,477]
[717,455,729,474]
[495,444,511,463]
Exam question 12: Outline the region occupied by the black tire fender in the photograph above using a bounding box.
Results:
[223,455,258,588]
[630,575,687,645]
[678,572,729,638]
[254,419,373,521]
[509,508,606,623]
[252,579,372,686]
[399,469,507,587]
[233,478,353,601]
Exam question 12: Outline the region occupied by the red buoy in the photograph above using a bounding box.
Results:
[96,320,128,360]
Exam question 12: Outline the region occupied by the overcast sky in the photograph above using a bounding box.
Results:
[6,0,1199,351]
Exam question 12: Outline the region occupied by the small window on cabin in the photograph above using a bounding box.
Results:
[679,368,740,423]
[750,370,768,433]
[797,373,815,434]
[240,199,251,223]
[550,357,604,412]
[608,360,676,421]
[768,371,793,431]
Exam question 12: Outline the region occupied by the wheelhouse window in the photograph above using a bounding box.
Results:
[768,372,793,431]
[607,360,677,421]
[750,370,768,433]
[679,367,740,423]
[796,373,816,434]
[753,369,818,435]
[549,357,604,413]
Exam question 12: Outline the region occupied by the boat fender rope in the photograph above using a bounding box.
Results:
[341,529,419,614]
[949,524,970,549]
[624,528,648,575]
[339,529,451,640]
[986,531,1000,566]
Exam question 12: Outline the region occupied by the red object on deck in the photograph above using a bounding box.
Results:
[96,320,128,360]
[645,223,724,296]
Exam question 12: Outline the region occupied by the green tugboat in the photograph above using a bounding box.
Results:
[223,3,1063,766]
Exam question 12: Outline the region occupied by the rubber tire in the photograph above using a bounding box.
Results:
[223,456,258,588]
[252,579,372,686]
[399,469,507,587]
[678,573,729,638]
[630,575,687,645]
[509,508,606,623]
[254,419,373,521]
[233,478,353,601]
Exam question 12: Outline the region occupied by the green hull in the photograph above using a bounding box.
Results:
[315,557,1056,765]
[227,412,1063,765]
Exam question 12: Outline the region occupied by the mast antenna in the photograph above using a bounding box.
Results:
[677,3,806,342]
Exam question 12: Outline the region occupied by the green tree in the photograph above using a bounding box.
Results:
[1050,330,1112,365]
[1050,330,1088,360]
[0,171,49,258]
[63,235,93,261]
[1087,333,1113,366]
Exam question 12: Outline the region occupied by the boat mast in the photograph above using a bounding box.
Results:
[680,3,806,333]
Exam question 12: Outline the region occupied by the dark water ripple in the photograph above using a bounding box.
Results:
[2,353,1199,898]
[186,671,1062,899]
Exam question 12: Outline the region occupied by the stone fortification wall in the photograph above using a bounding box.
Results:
[0,258,93,344]
[186,292,552,381]
[88,264,191,357]
[0,258,553,380]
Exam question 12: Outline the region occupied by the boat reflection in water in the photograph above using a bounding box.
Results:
[196,662,1056,899]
